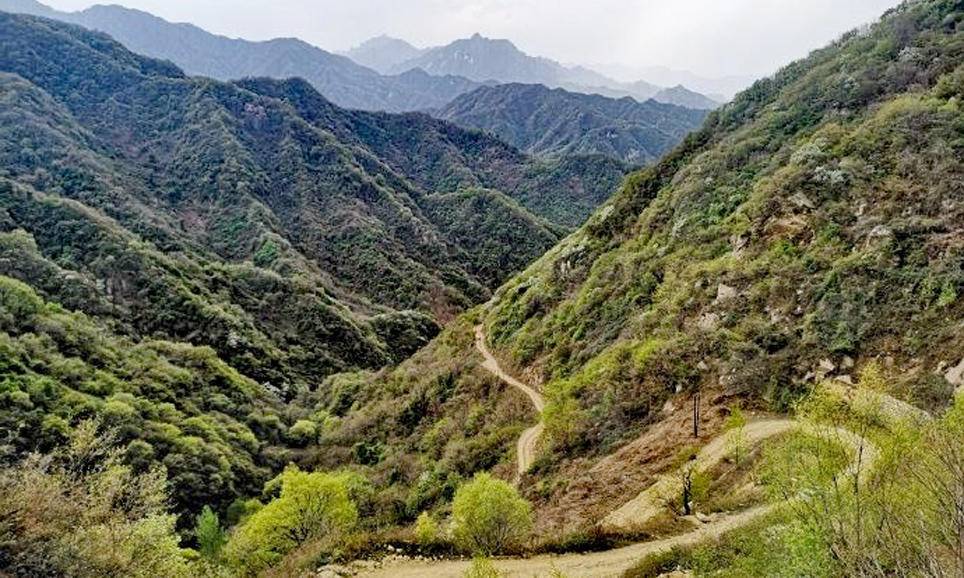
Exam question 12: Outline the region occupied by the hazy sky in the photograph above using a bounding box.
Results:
[42,0,903,78]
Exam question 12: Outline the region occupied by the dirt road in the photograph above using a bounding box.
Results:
[474,325,545,475]
[354,339,900,578]
[355,419,878,578]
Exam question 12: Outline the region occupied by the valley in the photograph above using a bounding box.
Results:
[0,0,961,577]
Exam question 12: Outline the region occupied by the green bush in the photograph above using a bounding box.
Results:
[414,511,440,547]
[451,472,532,555]
[224,466,358,574]
[463,556,505,578]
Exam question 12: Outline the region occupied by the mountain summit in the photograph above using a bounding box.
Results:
[343,34,424,73]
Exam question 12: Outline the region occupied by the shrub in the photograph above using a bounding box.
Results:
[451,472,532,555]
[463,556,505,578]
[0,421,192,577]
[286,419,318,447]
[224,466,358,574]
[414,511,440,547]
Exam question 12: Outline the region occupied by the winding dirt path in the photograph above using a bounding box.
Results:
[601,419,795,532]
[355,341,909,578]
[474,325,545,475]
[356,420,878,578]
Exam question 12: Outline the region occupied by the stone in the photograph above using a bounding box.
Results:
[868,224,893,239]
[945,358,964,387]
[790,192,816,209]
[841,356,855,369]
[698,313,720,331]
[819,359,836,372]
[716,284,738,301]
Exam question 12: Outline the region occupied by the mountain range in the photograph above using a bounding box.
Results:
[357,32,723,109]
[435,83,709,164]
[0,10,628,398]
[1,0,722,114]
[0,0,488,112]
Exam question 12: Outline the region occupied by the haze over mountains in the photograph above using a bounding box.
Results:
[2,0,722,114]
[348,32,723,109]
[0,0,716,165]
[0,0,486,112]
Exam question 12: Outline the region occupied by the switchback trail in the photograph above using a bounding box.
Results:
[356,418,879,578]
[356,344,903,578]
[474,325,545,475]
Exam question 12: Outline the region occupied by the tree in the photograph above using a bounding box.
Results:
[224,466,358,574]
[195,506,227,559]
[0,421,191,578]
[451,473,533,555]
[724,405,748,465]
[671,446,707,516]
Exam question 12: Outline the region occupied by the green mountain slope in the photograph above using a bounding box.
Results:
[0,11,628,516]
[436,83,708,164]
[320,0,964,536]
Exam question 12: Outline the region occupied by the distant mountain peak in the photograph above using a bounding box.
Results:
[344,33,424,73]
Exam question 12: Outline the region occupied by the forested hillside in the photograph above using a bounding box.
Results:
[1,0,962,576]
[320,0,963,564]
[0,10,626,531]
[437,83,708,164]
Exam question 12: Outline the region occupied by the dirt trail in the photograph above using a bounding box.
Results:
[601,419,795,532]
[358,505,772,577]
[355,346,910,578]
[356,421,878,578]
[474,325,545,475]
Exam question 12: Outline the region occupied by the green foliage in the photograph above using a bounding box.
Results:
[451,472,533,555]
[414,511,440,547]
[0,421,193,577]
[438,83,705,166]
[0,276,279,520]
[463,556,505,578]
[287,419,319,447]
[224,466,358,574]
[724,405,748,465]
[194,506,227,560]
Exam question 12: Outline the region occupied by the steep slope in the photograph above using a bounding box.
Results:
[0,0,483,112]
[0,12,629,399]
[318,0,964,538]
[344,35,425,74]
[436,83,708,164]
